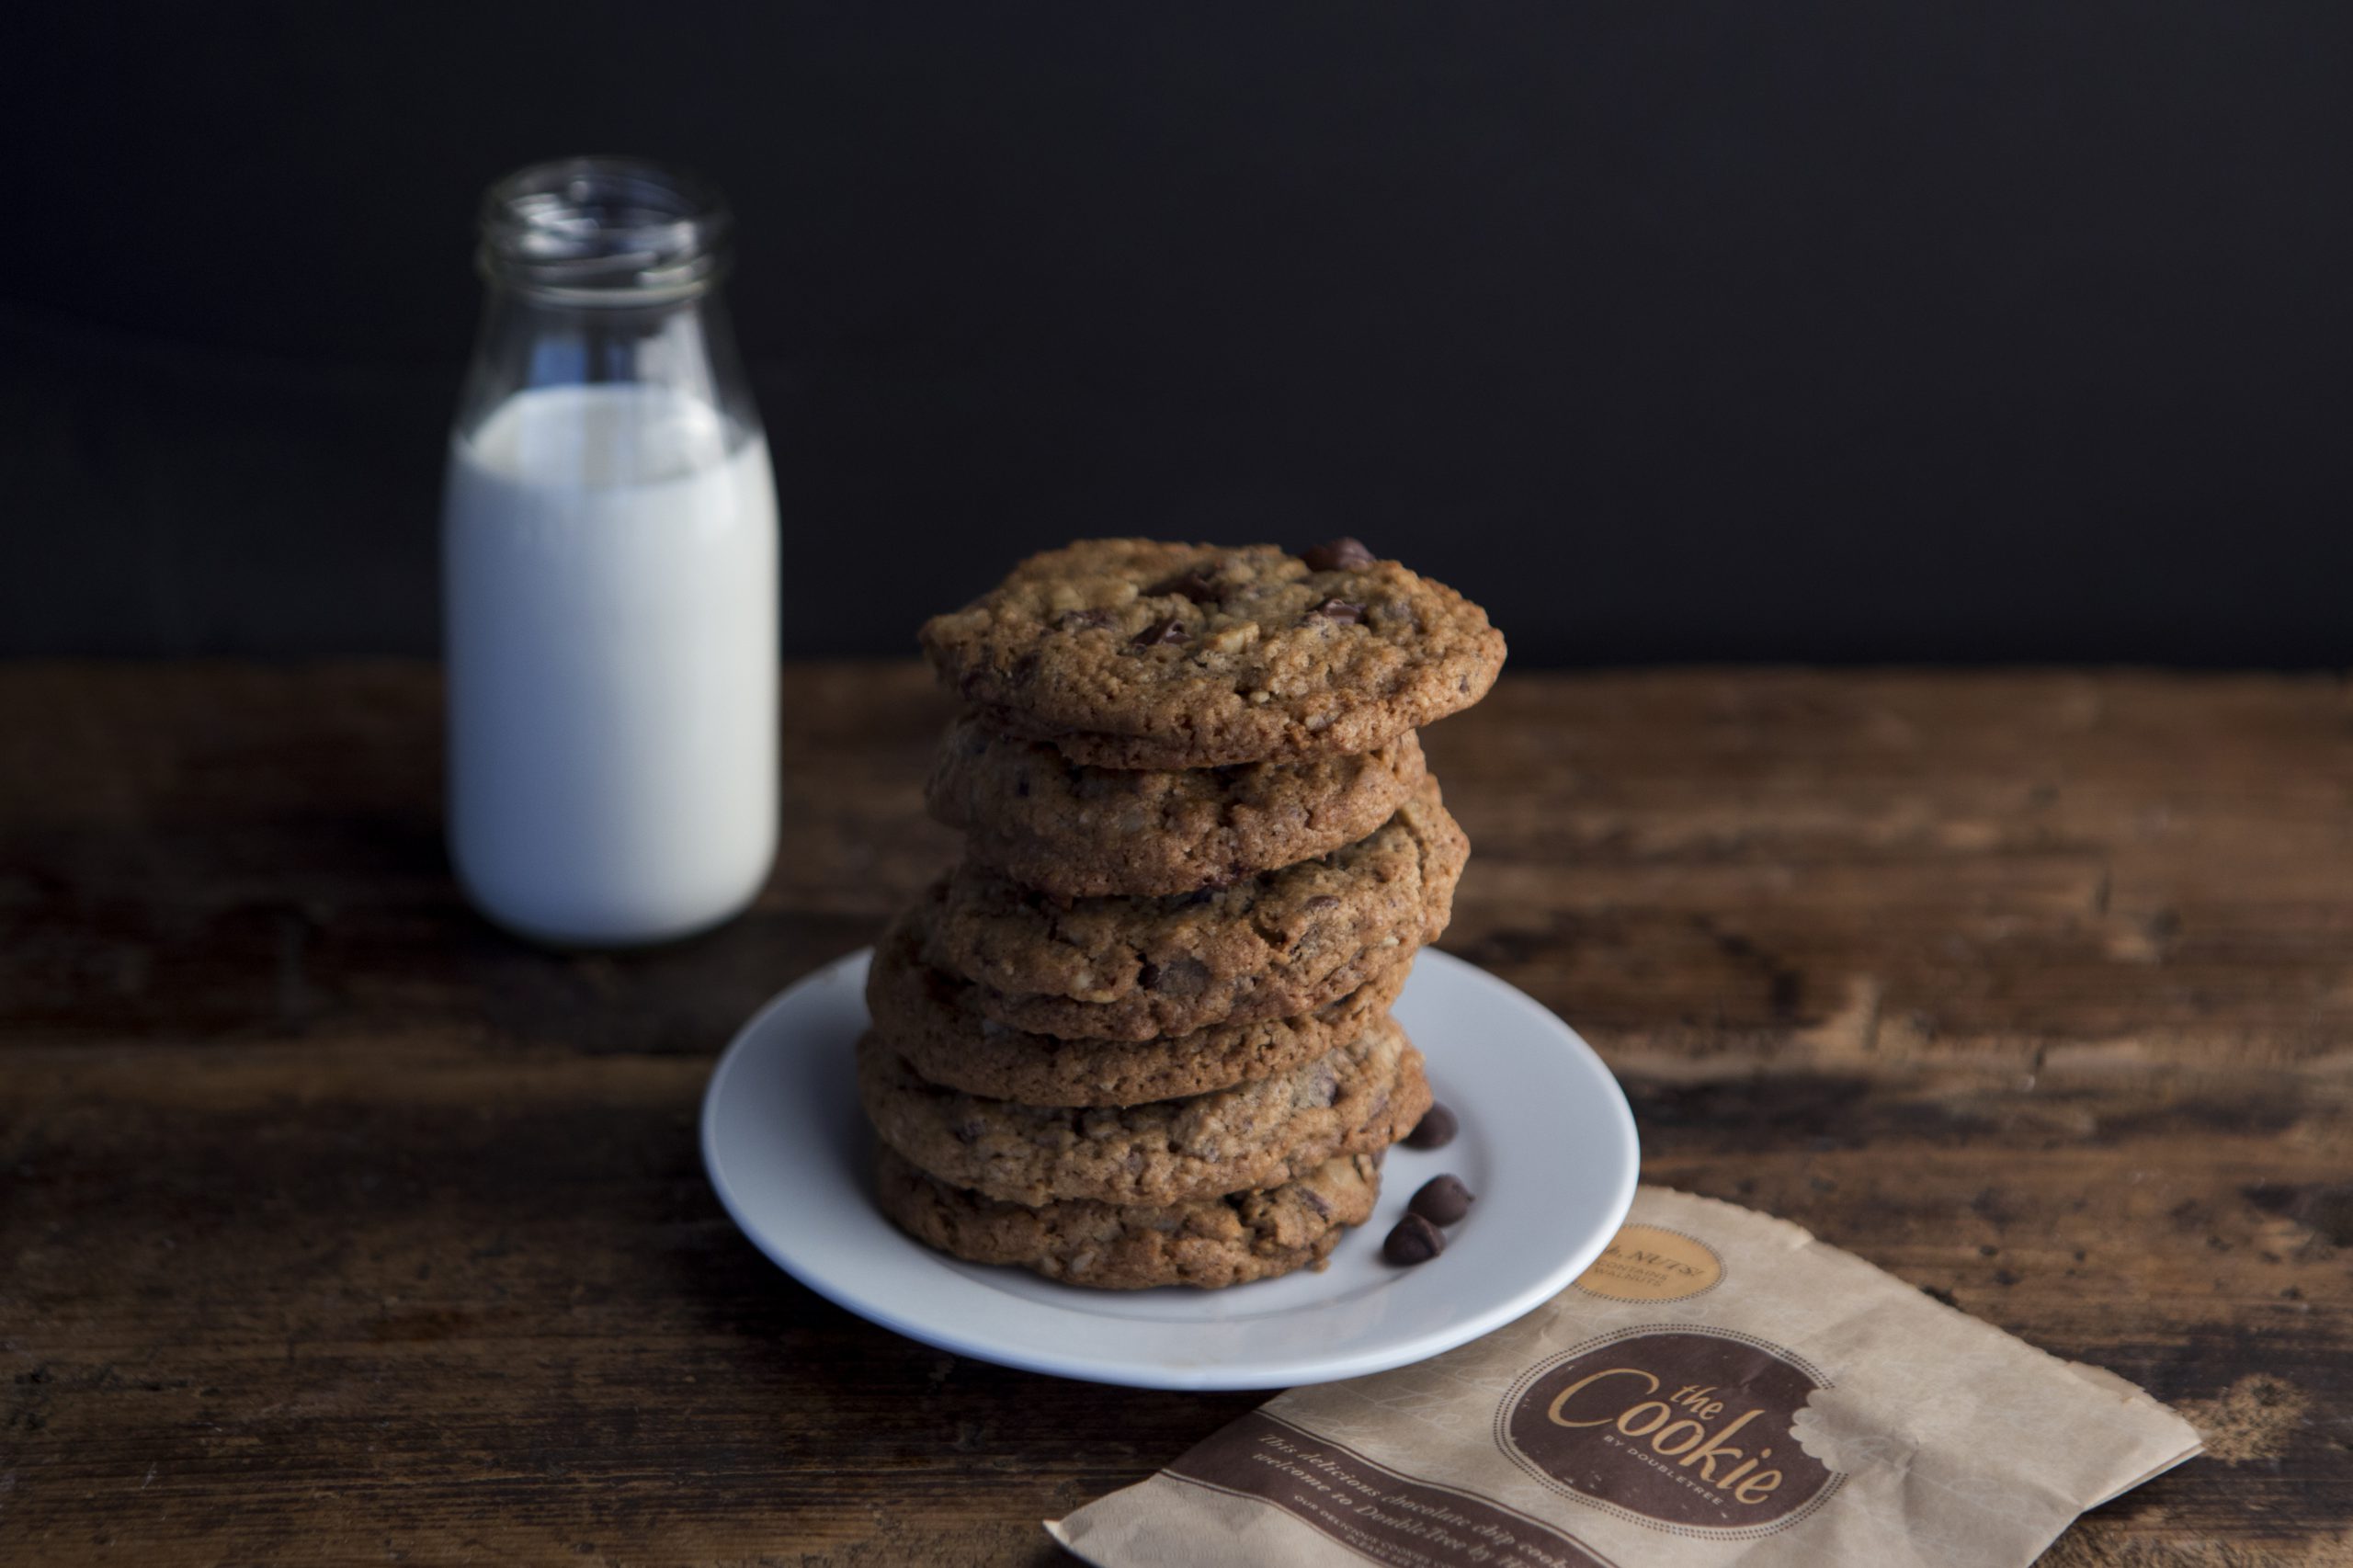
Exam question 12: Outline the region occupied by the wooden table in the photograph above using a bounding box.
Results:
[3,664,2346,1565]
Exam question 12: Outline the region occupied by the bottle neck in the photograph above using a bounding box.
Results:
[457,158,758,446]
[475,155,733,307]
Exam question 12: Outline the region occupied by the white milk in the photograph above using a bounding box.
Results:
[442,382,778,946]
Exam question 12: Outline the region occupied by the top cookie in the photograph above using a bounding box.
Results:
[919,538,1506,767]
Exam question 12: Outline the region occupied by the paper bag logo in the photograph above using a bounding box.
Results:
[1496,1326,1843,1538]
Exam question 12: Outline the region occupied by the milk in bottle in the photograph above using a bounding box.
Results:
[442,158,777,946]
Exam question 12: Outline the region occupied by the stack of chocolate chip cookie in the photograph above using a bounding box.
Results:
[861,538,1505,1289]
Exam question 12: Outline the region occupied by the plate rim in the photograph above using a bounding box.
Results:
[700,946,1640,1390]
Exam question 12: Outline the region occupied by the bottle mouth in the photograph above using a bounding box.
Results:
[476,155,732,304]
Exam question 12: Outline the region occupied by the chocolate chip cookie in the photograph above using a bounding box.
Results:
[922,775,1467,1041]
[857,1016,1430,1207]
[920,539,1506,768]
[926,715,1428,897]
[867,896,1413,1106]
[873,1147,1383,1290]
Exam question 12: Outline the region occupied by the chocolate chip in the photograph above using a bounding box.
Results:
[1310,597,1363,623]
[1302,538,1375,572]
[1403,1103,1458,1150]
[1056,608,1115,631]
[1141,956,1210,996]
[1303,894,1340,911]
[1301,1187,1333,1218]
[1408,1175,1475,1226]
[1150,567,1222,604]
[1133,617,1189,647]
[1383,1212,1446,1266]
[1302,1062,1339,1108]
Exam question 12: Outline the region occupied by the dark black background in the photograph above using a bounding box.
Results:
[6,4,2350,665]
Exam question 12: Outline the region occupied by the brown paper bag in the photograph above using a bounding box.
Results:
[1051,1186,2200,1567]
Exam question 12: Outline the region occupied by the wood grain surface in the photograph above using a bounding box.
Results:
[2,664,2347,1565]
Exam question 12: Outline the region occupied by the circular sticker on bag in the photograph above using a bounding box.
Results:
[1574,1224,1724,1302]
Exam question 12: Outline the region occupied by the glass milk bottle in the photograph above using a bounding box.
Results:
[443,156,778,946]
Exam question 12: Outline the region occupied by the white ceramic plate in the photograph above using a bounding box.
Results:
[701,947,1639,1390]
